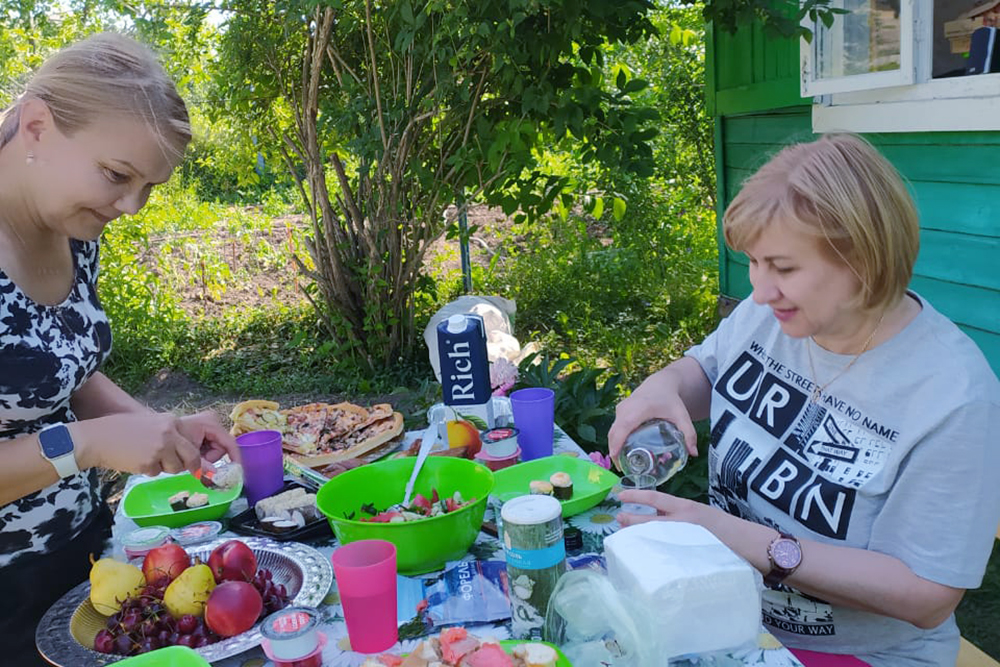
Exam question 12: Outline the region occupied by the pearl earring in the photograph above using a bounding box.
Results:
[25,152,35,165]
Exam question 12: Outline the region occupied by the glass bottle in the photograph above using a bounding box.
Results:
[615,419,688,486]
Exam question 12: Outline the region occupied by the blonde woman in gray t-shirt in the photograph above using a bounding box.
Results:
[609,133,1000,667]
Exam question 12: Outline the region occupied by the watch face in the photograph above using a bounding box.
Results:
[39,425,74,458]
[771,538,802,569]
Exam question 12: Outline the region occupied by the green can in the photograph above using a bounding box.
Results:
[501,494,566,639]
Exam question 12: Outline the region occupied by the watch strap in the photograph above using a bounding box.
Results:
[764,531,801,587]
[38,423,81,478]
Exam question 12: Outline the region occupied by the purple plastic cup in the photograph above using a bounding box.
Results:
[235,430,284,506]
[510,387,556,461]
[331,540,398,653]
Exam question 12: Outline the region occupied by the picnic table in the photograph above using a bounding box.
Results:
[107,426,805,667]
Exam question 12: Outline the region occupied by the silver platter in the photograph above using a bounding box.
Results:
[36,536,333,666]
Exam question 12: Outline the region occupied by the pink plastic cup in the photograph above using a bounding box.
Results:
[331,540,398,653]
[235,429,285,506]
[510,387,556,461]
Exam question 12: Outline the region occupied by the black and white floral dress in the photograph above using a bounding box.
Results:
[0,239,111,568]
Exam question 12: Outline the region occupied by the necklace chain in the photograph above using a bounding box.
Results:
[806,311,886,403]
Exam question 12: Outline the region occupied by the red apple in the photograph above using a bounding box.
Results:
[208,539,258,583]
[204,581,263,637]
[142,543,190,585]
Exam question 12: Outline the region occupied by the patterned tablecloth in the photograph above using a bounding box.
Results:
[110,427,804,667]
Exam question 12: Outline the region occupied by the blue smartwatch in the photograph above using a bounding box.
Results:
[38,423,80,478]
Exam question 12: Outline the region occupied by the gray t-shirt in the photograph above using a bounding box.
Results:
[686,293,1000,667]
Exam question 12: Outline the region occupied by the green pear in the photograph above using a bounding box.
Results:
[89,557,145,616]
[164,561,216,618]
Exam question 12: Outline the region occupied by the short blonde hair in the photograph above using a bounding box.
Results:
[0,32,190,161]
[723,133,919,313]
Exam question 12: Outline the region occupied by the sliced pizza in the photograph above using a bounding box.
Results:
[229,399,286,436]
[289,411,405,468]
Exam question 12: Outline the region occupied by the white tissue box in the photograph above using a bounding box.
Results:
[603,521,762,659]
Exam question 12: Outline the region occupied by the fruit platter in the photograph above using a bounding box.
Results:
[35,536,332,666]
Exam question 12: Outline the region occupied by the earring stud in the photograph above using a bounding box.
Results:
[25,152,35,165]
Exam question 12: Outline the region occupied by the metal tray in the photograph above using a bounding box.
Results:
[36,537,332,666]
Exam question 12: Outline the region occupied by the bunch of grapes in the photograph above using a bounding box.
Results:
[92,566,290,656]
[251,567,292,619]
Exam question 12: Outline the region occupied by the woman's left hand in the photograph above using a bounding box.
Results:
[616,489,717,528]
[177,411,242,466]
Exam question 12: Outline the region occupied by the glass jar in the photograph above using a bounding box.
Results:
[614,419,688,486]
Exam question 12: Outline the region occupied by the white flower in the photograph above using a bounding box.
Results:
[569,506,620,535]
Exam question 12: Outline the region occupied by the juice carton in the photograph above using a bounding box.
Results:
[437,313,494,442]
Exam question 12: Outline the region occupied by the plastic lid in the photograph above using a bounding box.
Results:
[260,607,319,641]
[501,494,562,525]
[171,521,223,545]
[445,313,467,333]
[122,526,171,548]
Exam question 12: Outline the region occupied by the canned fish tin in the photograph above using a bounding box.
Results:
[121,526,172,562]
[482,427,520,458]
[500,494,566,639]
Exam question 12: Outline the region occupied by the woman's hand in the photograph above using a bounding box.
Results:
[607,357,712,461]
[616,488,718,528]
[73,411,237,477]
[178,411,241,466]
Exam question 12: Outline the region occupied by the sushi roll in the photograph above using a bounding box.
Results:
[529,480,554,496]
[512,642,559,666]
[269,519,299,535]
[169,491,190,511]
[186,492,210,508]
[549,472,573,500]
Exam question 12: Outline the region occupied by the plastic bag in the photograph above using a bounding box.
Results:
[424,296,518,382]
[396,560,511,636]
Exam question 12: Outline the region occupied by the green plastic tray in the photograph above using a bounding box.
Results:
[491,455,619,517]
[114,645,210,666]
[122,473,242,528]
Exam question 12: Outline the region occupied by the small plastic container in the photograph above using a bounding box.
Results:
[482,427,520,457]
[260,607,325,667]
[474,446,521,472]
[170,520,223,546]
[121,526,172,561]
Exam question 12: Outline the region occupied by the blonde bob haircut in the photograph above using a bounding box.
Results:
[0,32,190,161]
[723,133,919,314]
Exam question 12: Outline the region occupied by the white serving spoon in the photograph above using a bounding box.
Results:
[402,423,439,507]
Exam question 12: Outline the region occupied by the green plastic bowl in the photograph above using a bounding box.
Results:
[114,646,210,666]
[122,473,243,528]
[316,456,494,574]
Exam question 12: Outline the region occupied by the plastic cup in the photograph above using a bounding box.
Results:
[331,540,398,653]
[509,387,556,461]
[235,430,285,506]
[619,473,658,516]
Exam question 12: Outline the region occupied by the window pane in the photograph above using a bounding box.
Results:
[935,0,1000,78]
[816,0,902,79]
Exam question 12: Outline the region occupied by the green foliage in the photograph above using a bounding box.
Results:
[695,0,847,41]
[211,0,663,369]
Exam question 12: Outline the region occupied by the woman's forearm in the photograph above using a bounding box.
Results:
[700,507,964,629]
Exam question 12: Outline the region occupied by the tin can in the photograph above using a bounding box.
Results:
[500,494,566,639]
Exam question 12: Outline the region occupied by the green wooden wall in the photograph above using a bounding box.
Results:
[709,26,1000,375]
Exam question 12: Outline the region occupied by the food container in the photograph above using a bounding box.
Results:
[229,480,333,543]
[482,427,520,457]
[501,494,566,639]
[260,607,325,667]
[170,520,223,546]
[474,445,521,472]
[121,526,172,561]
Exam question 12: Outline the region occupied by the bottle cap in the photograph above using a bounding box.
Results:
[446,313,467,333]
[501,494,562,525]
